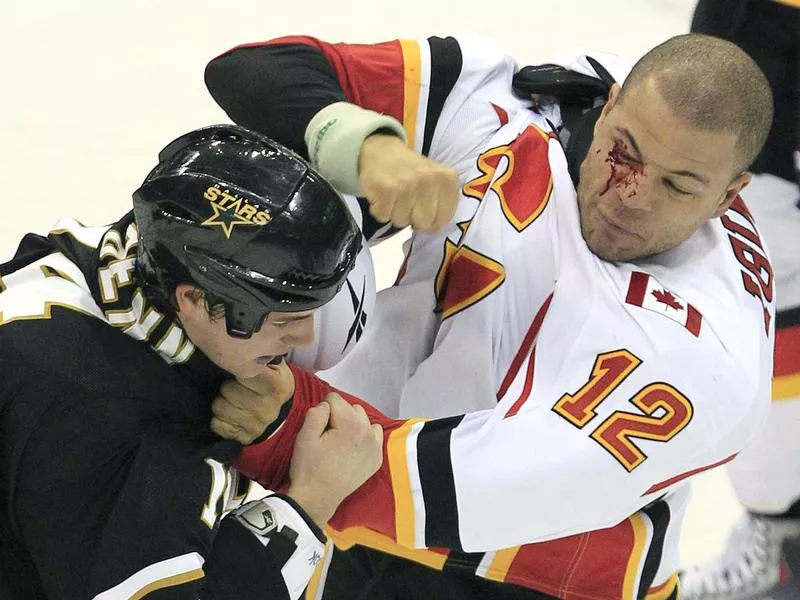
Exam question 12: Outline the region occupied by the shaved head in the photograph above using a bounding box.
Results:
[620,33,773,176]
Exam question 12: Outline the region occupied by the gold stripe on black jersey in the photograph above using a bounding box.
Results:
[130,568,205,600]
[39,265,78,284]
[0,302,99,328]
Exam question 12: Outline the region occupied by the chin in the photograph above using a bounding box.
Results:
[224,363,259,380]
[585,238,636,262]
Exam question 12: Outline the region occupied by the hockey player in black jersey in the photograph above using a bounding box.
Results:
[0,124,383,599]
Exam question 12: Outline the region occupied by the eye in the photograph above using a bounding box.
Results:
[617,151,636,163]
[664,179,692,196]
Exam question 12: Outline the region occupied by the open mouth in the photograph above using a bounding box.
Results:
[255,355,285,366]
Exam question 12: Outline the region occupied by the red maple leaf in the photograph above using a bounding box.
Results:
[651,288,683,310]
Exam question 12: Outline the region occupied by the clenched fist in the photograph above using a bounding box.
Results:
[211,360,295,444]
[358,133,460,232]
[287,392,384,527]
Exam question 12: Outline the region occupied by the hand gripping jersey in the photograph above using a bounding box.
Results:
[0,215,324,600]
[208,36,776,599]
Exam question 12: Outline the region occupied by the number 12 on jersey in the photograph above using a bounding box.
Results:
[552,350,694,472]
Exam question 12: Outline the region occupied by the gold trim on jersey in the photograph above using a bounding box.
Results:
[482,546,522,582]
[305,540,334,600]
[0,302,99,328]
[98,257,137,303]
[105,289,165,340]
[0,252,104,327]
[129,568,205,600]
[399,39,421,150]
[439,245,506,321]
[0,222,196,364]
[771,0,800,8]
[329,525,448,570]
[646,573,679,599]
[49,228,98,247]
[434,238,458,305]
[387,418,428,547]
[40,265,77,284]
[153,322,195,365]
[773,373,800,401]
[49,218,109,248]
[99,225,138,262]
[622,513,649,600]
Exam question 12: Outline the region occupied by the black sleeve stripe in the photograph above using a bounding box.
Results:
[416,414,465,550]
[205,43,346,160]
[777,305,800,328]
[443,550,485,572]
[638,499,671,599]
[422,37,464,157]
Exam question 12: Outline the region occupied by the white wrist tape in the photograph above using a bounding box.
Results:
[232,493,326,600]
[304,101,406,195]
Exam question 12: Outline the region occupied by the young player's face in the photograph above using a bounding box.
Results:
[576,79,750,262]
[176,289,317,379]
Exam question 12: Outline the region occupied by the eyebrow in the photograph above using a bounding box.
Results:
[272,313,313,323]
[617,127,710,186]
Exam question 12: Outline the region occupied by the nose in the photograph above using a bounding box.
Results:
[283,315,316,348]
[613,171,654,212]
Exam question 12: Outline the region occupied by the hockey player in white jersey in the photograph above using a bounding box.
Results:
[204,34,776,599]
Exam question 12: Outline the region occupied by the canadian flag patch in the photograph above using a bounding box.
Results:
[625,271,702,337]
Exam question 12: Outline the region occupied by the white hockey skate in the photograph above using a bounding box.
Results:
[680,513,800,599]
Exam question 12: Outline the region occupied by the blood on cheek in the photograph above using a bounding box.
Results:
[599,139,644,197]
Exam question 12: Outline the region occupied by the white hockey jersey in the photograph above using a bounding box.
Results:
[221,35,775,599]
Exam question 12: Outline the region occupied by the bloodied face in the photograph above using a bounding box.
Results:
[576,78,750,262]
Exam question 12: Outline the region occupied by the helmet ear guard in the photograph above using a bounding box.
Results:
[182,248,271,338]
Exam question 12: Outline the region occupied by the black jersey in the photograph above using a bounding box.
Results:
[692,0,799,186]
[0,214,320,599]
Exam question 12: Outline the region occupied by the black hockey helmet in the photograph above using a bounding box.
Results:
[133,124,362,339]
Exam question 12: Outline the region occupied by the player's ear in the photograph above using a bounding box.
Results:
[595,83,621,133]
[712,171,752,218]
[174,284,206,316]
